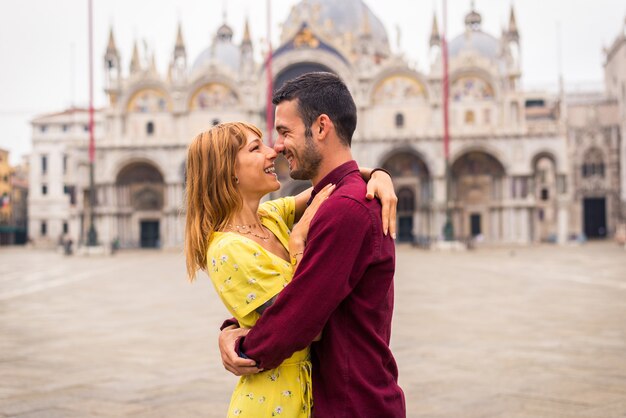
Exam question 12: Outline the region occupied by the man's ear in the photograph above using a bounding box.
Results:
[316,114,332,140]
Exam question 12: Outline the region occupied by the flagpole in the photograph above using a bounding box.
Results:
[442,0,454,241]
[265,0,274,146]
[87,0,98,246]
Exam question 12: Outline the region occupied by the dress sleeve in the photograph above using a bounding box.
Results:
[207,237,289,319]
[259,197,296,230]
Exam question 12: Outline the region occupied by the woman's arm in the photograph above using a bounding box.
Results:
[293,168,397,238]
[293,187,314,223]
[361,167,397,238]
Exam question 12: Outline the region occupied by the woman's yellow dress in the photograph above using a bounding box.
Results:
[207,197,312,418]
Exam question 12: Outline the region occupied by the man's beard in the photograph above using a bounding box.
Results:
[290,129,322,180]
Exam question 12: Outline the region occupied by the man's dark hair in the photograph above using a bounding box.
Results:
[272,72,357,147]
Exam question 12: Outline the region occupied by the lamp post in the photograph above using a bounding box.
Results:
[87,0,98,246]
[442,0,454,241]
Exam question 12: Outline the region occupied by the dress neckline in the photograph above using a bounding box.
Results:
[214,215,290,264]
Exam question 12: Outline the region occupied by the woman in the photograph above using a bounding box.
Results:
[184,122,394,417]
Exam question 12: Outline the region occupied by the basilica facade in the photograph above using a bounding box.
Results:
[28,0,625,248]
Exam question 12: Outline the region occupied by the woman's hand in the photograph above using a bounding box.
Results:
[366,170,397,239]
[289,183,336,257]
[218,325,263,376]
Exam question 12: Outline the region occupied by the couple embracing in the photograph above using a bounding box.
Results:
[185,72,406,417]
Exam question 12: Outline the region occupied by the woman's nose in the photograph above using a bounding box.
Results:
[266,146,277,160]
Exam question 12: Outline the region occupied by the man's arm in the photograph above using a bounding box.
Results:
[237,197,376,370]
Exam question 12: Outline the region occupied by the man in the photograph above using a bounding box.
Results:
[220,72,406,417]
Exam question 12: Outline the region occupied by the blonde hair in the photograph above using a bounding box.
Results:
[184,122,263,280]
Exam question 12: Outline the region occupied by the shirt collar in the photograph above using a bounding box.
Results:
[307,160,359,205]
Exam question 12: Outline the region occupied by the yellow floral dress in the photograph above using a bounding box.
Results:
[207,197,312,418]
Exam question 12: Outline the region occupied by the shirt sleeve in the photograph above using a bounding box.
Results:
[208,237,288,320]
[259,197,296,230]
[238,196,376,369]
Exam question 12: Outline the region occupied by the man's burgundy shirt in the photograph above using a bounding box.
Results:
[237,161,406,417]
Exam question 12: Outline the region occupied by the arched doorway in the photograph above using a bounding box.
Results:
[116,161,165,248]
[381,150,431,242]
[268,63,336,140]
[580,147,607,238]
[451,151,505,241]
[397,187,416,242]
[274,62,335,92]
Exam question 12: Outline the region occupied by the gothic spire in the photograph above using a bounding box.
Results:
[174,22,186,55]
[508,5,519,41]
[242,16,252,45]
[106,27,118,54]
[429,13,441,47]
[130,40,141,73]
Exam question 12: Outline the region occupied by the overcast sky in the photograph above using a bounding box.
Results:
[1,0,625,164]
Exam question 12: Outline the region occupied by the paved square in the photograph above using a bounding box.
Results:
[1,243,625,417]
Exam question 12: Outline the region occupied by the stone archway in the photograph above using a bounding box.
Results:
[381,150,431,242]
[451,151,505,241]
[115,161,165,248]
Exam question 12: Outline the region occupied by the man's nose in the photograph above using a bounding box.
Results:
[273,136,285,153]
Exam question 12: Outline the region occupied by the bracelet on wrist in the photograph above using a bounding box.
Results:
[370,167,391,179]
[290,251,304,265]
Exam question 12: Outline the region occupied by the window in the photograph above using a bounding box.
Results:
[541,188,549,201]
[395,113,404,128]
[42,184,48,195]
[41,155,48,174]
[64,185,76,205]
[146,121,155,136]
[596,163,605,177]
[465,110,475,125]
[84,125,89,132]
[40,125,47,133]
[538,209,544,221]
[63,155,68,174]
[41,221,47,236]
[63,222,68,234]
[582,148,605,178]
[62,124,69,132]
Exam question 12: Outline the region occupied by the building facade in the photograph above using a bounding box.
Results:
[0,148,12,244]
[0,149,29,245]
[28,0,625,248]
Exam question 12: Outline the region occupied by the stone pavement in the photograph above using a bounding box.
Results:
[0,242,625,417]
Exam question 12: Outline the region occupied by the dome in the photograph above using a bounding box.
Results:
[281,0,391,57]
[216,23,233,41]
[449,30,500,60]
[449,8,499,60]
[192,24,240,73]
